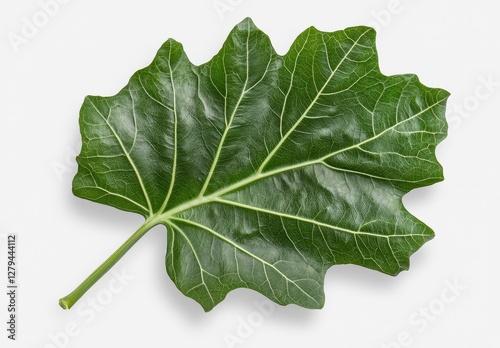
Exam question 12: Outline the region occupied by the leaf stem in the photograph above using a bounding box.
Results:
[59,218,159,310]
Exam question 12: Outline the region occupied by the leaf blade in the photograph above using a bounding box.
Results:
[72,17,448,311]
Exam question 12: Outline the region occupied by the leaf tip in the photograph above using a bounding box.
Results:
[238,17,257,28]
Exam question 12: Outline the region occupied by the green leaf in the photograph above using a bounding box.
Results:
[61,18,449,311]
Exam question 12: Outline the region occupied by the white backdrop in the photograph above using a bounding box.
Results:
[1,1,499,347]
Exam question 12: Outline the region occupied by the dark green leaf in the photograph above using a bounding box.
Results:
[70,18,448,311]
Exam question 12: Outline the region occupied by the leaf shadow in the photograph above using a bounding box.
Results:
[222,287,317,324]
[326,264,399,291]
[402,185,441,212]
[66,196,144,234]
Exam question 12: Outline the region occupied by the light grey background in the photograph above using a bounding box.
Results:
[1,0,498,347]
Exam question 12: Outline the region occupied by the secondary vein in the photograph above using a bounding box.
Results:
[88,98,153,215]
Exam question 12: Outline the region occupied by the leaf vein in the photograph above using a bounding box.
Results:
[88,98,153,215]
